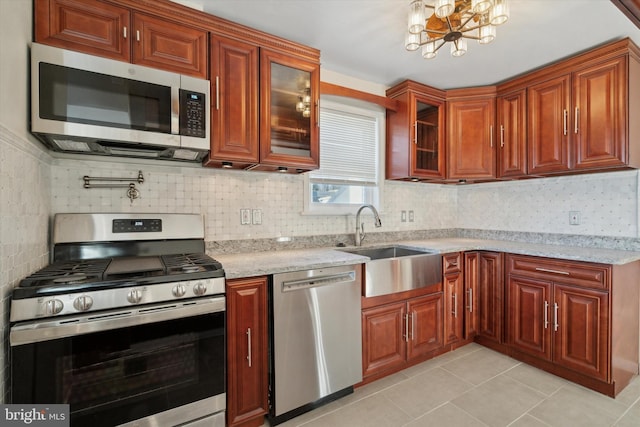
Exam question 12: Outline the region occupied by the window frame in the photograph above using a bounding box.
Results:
[303,96,385,216]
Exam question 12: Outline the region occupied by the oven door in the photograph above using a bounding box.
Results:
[10,297,225,427]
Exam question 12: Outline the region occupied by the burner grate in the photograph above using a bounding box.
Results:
[21,259,110,286]
[161,253,222,274]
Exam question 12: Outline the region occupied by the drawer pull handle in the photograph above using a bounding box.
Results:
[535,267,570,275]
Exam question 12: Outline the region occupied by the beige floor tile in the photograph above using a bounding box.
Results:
[404,402,488,427]
[402,343,485,377]
[351,371,412,402]
[452,375,547,427]
[300,393,412,427]
[614,374,640,407]
[615,410,640,427]
[507,414,551,427]
[382,367,474,418]
[529,384,628,427]
[441,347,520,385]
[503,363,568,396]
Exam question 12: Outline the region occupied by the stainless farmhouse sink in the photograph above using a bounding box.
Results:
[339,245,442,297]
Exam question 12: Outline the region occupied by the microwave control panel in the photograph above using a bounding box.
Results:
[179,90,206,138]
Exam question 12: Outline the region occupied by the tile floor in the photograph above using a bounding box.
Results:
[271,343,640,427]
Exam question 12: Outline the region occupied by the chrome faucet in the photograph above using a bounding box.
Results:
[355,204,382,246]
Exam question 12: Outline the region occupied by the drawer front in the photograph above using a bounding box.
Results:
[507,254,610,290]
[443,252,462,274]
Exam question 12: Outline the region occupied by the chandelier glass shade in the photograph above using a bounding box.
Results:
[405,0,509,59]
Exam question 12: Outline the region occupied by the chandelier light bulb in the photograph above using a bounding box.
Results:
[434,0,455,18]
[471,0,493,14]
[490,0,509,25]
[408,0,426,34]
[422,41,437,59]
[450,38,467,57]
[405,31,421,51]
[478,14,496,44]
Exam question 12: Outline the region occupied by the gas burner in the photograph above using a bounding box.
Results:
[181,266,202,273]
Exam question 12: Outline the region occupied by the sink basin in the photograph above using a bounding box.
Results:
[339,245,435,260]
[339,245,442,297]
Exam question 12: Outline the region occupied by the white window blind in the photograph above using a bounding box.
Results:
[311,106,379,185]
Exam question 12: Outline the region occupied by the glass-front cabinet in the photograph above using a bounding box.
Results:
[386,80,446,180]
[259,49,319,171]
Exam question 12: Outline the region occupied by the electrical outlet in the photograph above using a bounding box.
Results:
[240,209,251,225]
[408,210,414,222]
[569,211,581,225]
[401,211,407,222]
[252,209,262,225]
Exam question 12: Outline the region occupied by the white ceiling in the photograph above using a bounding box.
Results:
[185,0,640,90]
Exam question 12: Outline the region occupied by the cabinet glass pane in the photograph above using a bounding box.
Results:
[415,101,439,172]
[269,62,312,157]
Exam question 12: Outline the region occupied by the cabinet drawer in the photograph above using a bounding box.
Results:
[443,252,462,274]
[507,254,610,290]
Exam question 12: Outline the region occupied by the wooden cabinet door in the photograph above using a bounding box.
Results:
[463,252,479,339]
[573,57,627,170]
[477,252,504,343]
[507,276,552,361]
[362,302,406,377]
[528,75,571,174]
[411,93,446,179]
[35,0,130,61]
[553,284,609,381]
[497,89,527,177]
[447,97,496,179]
[226,277,268,427]
[205,35,259,166]
[444,273,464,345]
[260,49,320,170]
[407,293,444,360]
[132,13,207,78]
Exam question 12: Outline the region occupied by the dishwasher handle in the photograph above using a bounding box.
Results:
[281,271,356,292]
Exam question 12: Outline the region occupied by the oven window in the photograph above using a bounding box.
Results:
[11,311,224,427]
[39,63,172,133]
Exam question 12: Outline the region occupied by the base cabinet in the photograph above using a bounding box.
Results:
[362,292,443,379]
[227,277,268,427]
[444,253,464,345]
[506,254,639,396]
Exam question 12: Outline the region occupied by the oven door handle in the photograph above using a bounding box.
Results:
[10,296,225,346]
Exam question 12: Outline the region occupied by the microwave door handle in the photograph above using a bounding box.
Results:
[171,86,180,135]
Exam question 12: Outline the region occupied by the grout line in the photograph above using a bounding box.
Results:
[612,392,640,425]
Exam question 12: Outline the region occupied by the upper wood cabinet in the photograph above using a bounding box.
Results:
[205,35,260,167]
[35,0,208,78]
[386,80,446,181]
[497,89,528,178]
[258,49,320,171]
[446,87,497,180]
[524,40,640,175]
[204,39,320,172]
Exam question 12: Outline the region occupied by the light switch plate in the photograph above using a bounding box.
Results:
[240,209,251,225]
[408,210,414,222]
[252,209,262,225]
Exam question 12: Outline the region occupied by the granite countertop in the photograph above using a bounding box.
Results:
[213,237,640,279]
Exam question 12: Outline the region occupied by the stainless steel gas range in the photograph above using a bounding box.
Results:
[9,213,226,427]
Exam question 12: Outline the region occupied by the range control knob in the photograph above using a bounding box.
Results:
[172,284,187,298]
[127,289,143,304]
[193,282,207,296]
[44,299,64,316]
[73,295,93,311]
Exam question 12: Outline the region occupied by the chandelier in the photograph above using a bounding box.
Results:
[405,0,510,59]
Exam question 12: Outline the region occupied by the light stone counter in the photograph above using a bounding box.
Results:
[213,238,640,279]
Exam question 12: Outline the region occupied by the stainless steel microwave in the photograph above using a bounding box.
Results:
[30,43,210,162]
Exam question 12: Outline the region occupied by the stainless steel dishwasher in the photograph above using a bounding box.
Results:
[270,264,363,425]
